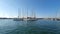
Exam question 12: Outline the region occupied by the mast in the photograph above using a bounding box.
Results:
[31,9,36,18]
[21,8,22,18]
[18,8,22,18]
[18,8,20,18]
[55,8,59,20]
[22,8,24,18]
[33,10,36,18]
[27,8,28,18]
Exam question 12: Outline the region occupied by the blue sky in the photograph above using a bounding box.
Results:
[0,0,60,18]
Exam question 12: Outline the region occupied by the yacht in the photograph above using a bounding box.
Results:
[23,9,37,21]
[13,8,37,21]
[13,8,23,21]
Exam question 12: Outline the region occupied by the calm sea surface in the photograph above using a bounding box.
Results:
[0,19,60,34]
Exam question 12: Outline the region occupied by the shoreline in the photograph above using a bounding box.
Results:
[0,18,60,21]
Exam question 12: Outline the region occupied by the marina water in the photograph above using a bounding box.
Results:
[0,19,60,34]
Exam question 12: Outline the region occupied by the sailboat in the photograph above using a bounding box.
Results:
[13,8,23,21]
[13,8,37,21]
[23,9,37,21]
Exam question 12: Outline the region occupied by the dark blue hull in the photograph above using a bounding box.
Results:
[13,18,23,21]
